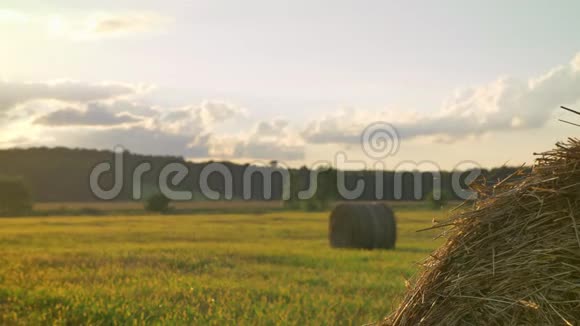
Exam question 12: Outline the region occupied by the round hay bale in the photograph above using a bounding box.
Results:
[329,203,397,249]
[373,204,397,249]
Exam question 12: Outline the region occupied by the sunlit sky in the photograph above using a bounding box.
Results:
[1,1,580,169]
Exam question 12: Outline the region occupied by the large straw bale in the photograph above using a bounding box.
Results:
[382,139,580,325]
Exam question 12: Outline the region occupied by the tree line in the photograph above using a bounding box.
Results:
[0,147,523,207]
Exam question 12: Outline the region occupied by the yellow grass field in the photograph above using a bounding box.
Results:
[0,207,447,325]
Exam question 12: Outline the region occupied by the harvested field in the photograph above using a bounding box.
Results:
[0,207,443,325]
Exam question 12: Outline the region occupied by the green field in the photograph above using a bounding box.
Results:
[0,207,447,325]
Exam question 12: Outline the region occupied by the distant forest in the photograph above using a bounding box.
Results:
[0,147,522,202]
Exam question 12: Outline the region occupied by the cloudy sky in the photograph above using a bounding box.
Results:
[1,0,580,169]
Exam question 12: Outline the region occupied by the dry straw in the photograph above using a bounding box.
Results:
[382,138,580,325]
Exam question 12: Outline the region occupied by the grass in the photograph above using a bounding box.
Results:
[31,201,286,216]
[0,206,448,325]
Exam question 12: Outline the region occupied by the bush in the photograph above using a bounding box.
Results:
[284,199,301,210]
[0,177,32,216]
[284,198,330,212]
[145,194,171,213]
[302,198,330,212]
[302,199,322,212]
[426,190,450,210]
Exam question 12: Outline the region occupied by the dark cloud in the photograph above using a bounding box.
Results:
[90,13,167,36]
[0,80,137,112]
[34,102,143,127]
[49,126,210,158]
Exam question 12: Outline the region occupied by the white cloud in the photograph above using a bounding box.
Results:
[4,52,580,162]
[157,100,246,135]
[2,93,252,159]
[0,10,29,24]
[233,141,304,161]
[254,119,289,138]
[209,119,305,161]
[0,136,32,148]
[304,53,580,144]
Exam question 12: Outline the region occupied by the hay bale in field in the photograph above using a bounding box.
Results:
[329,203,397,249]
[381,138,580,325]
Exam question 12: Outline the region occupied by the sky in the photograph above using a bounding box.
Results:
[1,0,580,170]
